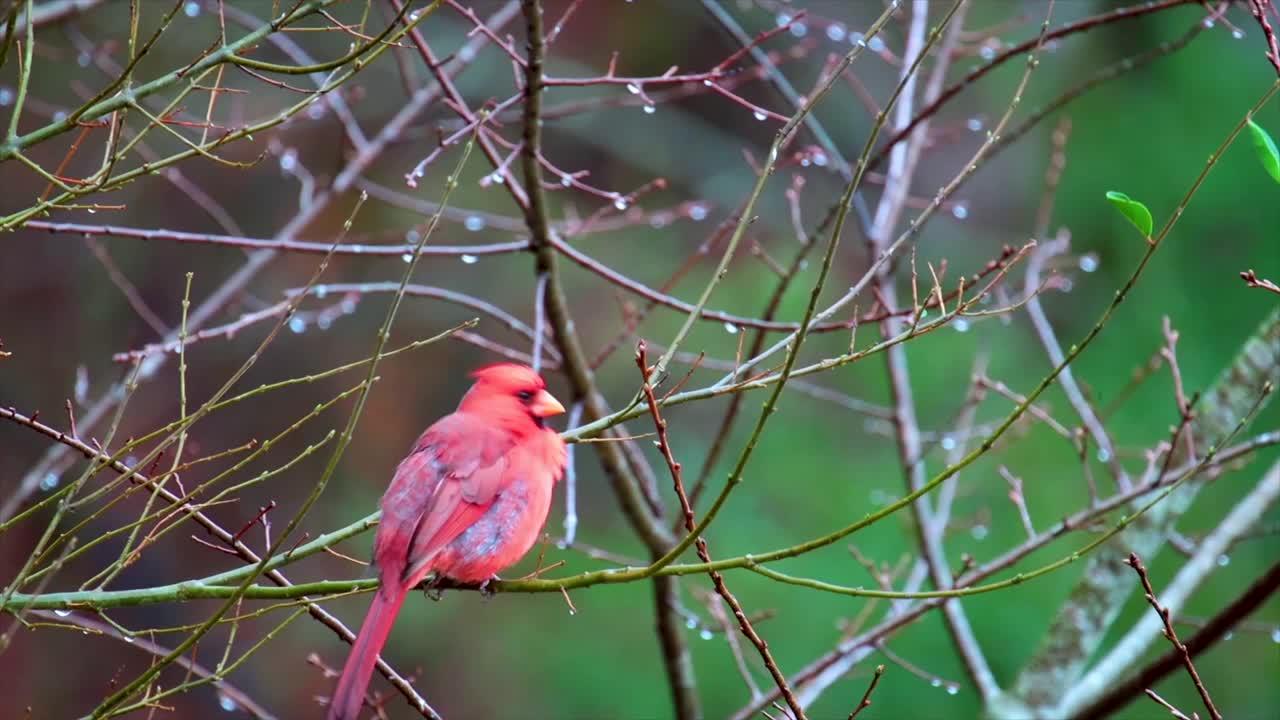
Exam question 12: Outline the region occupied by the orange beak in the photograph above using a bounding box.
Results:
[530,389,566,417]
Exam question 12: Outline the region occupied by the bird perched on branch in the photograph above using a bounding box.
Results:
[327,364,567,720]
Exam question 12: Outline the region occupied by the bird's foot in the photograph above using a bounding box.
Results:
[421,574,445,601]
[478,575,502,600]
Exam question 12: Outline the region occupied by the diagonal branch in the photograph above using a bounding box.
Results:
[637,341,806,720]
[1124,552,1222,720]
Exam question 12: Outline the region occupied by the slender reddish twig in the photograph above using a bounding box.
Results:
[1241,268,1280,295]
[1247,0,1280,75]
[1125,552,1222,720]
[846,665,885,720]
[636,341,808,720]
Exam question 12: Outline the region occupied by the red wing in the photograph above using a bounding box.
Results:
[373,413,515,587]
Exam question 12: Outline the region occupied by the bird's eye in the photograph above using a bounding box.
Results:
[517,390,534,402]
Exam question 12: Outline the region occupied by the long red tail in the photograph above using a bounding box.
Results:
[326,584,408,720]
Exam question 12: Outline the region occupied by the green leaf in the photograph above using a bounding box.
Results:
[1247,119,1280,183]
[1104,191,1153,237]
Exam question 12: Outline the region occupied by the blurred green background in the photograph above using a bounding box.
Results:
[1,1,1277,718]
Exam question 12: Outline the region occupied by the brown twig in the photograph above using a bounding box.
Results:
[1241,268,1280,295]
[1125,552,1222,720]
[1143,688,1195,719]
[846,665,885,720]
[637,340,807,720]
[1160,316,1198,461]
[873,640,959,696]
[1247,0,1280,75]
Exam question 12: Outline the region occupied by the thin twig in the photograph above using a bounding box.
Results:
[637,341,807,720]
[846,665,885,720]
[1241,268,1280,295]
[1124,552,1222,720]
[1077,560,1280,719]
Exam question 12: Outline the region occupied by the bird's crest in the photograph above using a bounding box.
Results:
[469,363,546,391]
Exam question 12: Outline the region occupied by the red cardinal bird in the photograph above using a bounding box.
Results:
[326,364,567,720]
